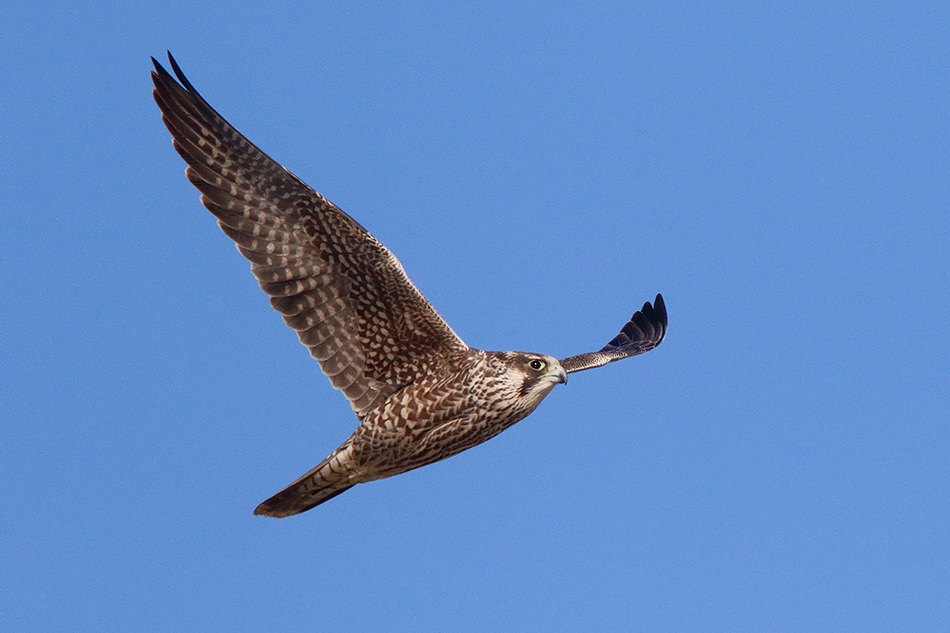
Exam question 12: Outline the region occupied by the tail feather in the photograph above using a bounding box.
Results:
[254,447,357,518]
[254,482,354,518]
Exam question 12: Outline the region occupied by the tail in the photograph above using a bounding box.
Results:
[254,447,357,518]
[254,483,354,518]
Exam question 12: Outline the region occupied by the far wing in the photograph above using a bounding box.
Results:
[560,294,667,374]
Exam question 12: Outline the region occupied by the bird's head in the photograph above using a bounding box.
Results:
[487,351,568,412]
[520,354,568,390]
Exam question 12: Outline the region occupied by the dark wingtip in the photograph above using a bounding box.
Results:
[151,51,225,129]
[649,293,667,330]
[601,293,667,352]
[150,55,168,80]
[150,51,201,96]
[166,51,198,93]
[645,292,667,344]
[653,293,666,318]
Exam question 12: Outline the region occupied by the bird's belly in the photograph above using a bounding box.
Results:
[352,404,533,480]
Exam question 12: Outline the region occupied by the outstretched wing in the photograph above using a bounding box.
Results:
[151,53,469,415]
[559,294,667,374]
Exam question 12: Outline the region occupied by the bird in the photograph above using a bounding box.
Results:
[151,52,667,517]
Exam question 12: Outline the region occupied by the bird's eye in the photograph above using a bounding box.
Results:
[529,359,545,371]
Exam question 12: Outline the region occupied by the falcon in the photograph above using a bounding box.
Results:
[151,53,667,517]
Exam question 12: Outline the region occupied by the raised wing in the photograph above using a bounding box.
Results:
[151,53,469,415]
[559,294,667,374]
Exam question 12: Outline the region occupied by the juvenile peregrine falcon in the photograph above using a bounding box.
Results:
[151,53,667,517]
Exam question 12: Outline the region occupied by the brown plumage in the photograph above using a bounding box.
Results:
[151,53,667,517]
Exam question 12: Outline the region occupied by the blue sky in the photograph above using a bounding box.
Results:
[3,2,949,631]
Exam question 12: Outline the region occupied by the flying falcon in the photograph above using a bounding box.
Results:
[151,53,667,517]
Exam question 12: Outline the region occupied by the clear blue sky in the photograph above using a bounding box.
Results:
[4,2,948,631]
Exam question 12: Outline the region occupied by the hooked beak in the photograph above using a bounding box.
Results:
[552,365,568,385]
